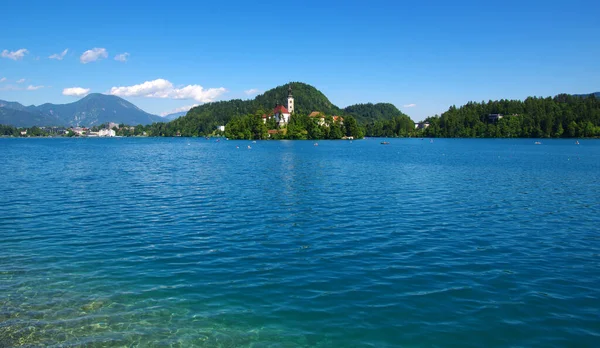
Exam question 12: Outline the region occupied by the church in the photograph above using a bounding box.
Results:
[262,85,294,127]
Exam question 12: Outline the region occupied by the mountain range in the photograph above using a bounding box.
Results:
[0,93,163,127]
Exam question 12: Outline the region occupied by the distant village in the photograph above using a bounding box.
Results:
[11,122,148,138]
[68,122,145,137]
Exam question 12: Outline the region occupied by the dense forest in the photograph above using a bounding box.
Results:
[224,111,363,140]
[416,93,600,138]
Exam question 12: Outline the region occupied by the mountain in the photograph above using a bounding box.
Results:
[573,92,600,98]
[162,111,187,121]
[0,93,163,127]
[0,107,61,127]
[165,82,409,136]
[0,100,36,112]
[35,94,163,126]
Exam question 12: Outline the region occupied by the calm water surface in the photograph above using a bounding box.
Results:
[0,138,599,347]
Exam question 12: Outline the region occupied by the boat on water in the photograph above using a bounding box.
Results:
[576,141,580,145]
[534,141,542,145]
[381,141,390,145]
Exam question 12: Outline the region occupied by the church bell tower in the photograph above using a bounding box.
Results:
[287,84,294,114]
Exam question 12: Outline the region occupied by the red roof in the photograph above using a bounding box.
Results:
[262,114,268,118]
[268,129,279,134]
[273,105,289,114]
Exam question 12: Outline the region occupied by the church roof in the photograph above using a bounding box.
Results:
[274,105,289,114]
[309,111,323,118]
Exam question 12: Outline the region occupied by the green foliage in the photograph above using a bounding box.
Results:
[344,103,407,124]
[224,112,364,140]
[417,94,600,138]
[365,115,415,137]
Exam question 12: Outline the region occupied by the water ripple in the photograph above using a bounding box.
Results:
[0,138,599,347]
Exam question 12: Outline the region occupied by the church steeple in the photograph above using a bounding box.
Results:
[287,84,294,114]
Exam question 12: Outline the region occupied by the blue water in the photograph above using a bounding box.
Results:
[1,138,599,347]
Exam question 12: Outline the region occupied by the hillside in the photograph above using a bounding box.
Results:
[574,92,600,98]
[0,107,61,127]
[418,93,600,138]
[163,82,409,136]
[343,103,409,124]
[36,94,163,126]
[0,94,163,127]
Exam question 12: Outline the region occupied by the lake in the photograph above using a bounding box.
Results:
[1,138,599,347]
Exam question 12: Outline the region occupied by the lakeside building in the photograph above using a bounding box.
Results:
[71,127,87,135]
[308,112,344,126]
[98,129,116,137]
[262,85,294,127]
[488,114,504,121]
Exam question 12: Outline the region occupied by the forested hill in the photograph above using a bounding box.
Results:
[418,93,600,138]
[343,103,409,124]
[165,82,408,136]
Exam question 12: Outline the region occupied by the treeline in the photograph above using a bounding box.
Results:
[364,115,415,137]
[418,94,600,138]
[224,112,364,140]
[0,125,64,137]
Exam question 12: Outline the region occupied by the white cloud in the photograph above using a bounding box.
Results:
[114,52,130,62]
[49,48,68,60]
[63,87,91,96]
[80,48,108,64]
[1,48,28,60]
[403,103,417,108]
[26,85,44,91]
[109,79,226,103]
[16,78,25,84]
[160,104,199,117]
[244,88,260,96]
[0,77,6,82]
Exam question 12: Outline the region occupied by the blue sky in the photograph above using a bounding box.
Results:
[1,0,599,121]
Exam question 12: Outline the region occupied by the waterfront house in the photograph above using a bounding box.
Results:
[98,129,116,137]
[71,127,86,135]
[308,112,344,126]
